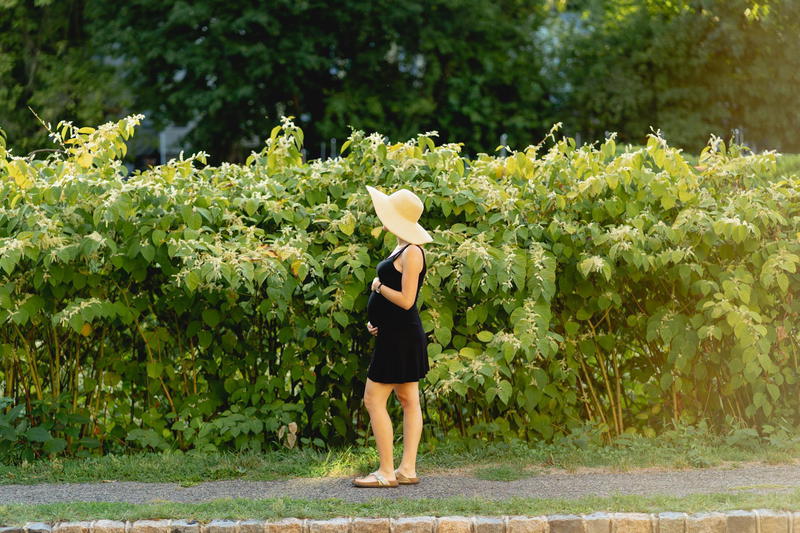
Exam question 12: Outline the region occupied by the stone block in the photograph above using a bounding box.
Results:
[201,521,237,533]
[506,517,546,533]
[435,517,471,533]
[611,513,651,533]
[656,513,686,533]
[265,519,303,533]
[131,521,172,533]
[167,521,200,533]
[352,518,389,533]
[723,511,755,533]
[756,510,789,533]
[791,513,800,533]
[24,524,52,533]
[306,519,350,533]
[583,513,611,533]
[0,527,25,533]
[93,521,126,533]
[474,518,503,533]
[52,523,91,533]
[548,515,585,533]
[237,522,264,533]
[685,513,725,533]
[392,517,435,533]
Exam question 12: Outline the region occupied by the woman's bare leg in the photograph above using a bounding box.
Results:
[356,377,397,483]
[393,381,422,477]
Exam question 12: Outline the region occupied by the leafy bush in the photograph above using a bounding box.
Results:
[0,115,798,462]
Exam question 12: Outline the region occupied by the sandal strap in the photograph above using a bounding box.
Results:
[371,470,390,486]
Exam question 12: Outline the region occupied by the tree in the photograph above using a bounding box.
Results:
[89,0,554,163]
[0,0,131,156]
[557,0,800,152]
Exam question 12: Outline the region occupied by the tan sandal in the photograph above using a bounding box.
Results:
[352,470,399,488]
[394,469,420,485]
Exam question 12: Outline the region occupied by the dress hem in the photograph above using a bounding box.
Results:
[367,374,428,384]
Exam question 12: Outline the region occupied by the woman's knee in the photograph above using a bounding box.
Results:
[395,389,420,410]
[363,392,384,411]
[363,384,389,411]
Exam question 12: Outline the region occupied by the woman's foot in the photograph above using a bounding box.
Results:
[394,467,420,484]
[395,467,417,478]
[352,470,398,488]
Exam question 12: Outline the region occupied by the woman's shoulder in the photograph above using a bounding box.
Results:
[400,243,424,262]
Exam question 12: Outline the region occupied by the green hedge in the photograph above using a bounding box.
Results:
[0,116,799,462]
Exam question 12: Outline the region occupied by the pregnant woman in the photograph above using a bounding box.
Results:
[353,186,433,488]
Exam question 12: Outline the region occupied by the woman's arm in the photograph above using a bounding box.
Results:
[372,245,423,310]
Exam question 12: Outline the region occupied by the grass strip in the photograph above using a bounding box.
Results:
[3,436,799,485]
[2,491,800,524]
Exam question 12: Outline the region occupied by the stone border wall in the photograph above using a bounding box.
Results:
[2,511,799,533]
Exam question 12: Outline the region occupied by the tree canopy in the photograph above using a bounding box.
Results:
[1,0,797,162]
[558,0,800,152]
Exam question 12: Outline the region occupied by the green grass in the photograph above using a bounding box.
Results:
[2,429,799,485]
[2,491,800,525]
[2,427,799,525]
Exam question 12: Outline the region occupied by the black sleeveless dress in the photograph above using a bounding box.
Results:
[366,243,430,383]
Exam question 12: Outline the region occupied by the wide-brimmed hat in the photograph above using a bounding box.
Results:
[366,185,433,245]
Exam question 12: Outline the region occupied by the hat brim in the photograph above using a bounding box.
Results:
[366,185,433,245]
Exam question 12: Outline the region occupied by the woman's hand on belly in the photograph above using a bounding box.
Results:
[367,321,378,336]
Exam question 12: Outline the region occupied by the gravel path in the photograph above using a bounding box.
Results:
[2,464,799,504]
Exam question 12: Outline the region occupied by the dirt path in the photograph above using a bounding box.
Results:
[2,464,799,504]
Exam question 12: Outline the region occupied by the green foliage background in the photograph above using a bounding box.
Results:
[1,115,799,461]
[2,0,798,163]
[558,0,800,152]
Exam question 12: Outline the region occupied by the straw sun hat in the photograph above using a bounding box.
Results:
[366,185,433,245]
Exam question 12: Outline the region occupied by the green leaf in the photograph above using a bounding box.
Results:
[245,198,259,217]
[578,257,594,278]
[146,361,163,379]
[25,426,51,442]
[477,331,493,342]
[333,311,349,327]
[43,437,67,454]
[76,151,93,168]
[140,244,155,263]
[497,380,512,404]
[340,216,355,236]
[531,413,553,439]
[767,383,780,401]
[0,254,18,275]
[660,372,673,391]
[188,212,202,230]
[270,125,282,142]
[434,326,451,346]
[564,321,580,336]
[485,386,497,403]
[202,308,221,328]
[198,330,212,348]
[459,347,479,357]
[185,270,201,292]
[151,229,166,246]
